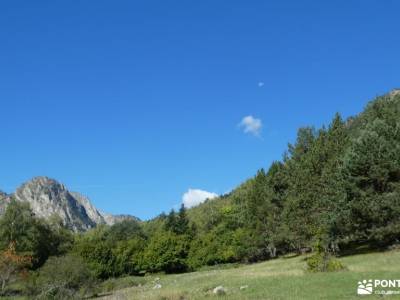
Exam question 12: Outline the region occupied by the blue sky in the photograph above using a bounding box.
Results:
[1,0,399,220]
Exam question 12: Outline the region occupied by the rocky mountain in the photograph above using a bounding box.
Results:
[102,213,139,225]
[69,191,138,226]
[1,177,138,232]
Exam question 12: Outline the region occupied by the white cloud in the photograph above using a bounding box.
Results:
[238,115,262,136]
[182,188,218,208]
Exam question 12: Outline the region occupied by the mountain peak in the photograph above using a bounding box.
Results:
[22,176,66,189]
[2,176,138,231]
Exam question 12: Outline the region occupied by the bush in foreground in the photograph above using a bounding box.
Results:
[306,252,345,272]
[27,254,95,299]
[306,239,345,273]
[0,242,32,295]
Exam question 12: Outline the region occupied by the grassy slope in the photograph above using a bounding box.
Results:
[99,250,400,300]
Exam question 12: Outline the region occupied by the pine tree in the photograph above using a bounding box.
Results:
[176,204,189,235]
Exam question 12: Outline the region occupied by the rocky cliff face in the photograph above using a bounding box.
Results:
[69,191,107,226]
[1,177,138,232]
[102,213,139,225]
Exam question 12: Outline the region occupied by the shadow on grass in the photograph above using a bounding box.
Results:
[338,242,389,257]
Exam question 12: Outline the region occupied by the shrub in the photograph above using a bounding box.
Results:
[0,242,32,295]
[32,255,95,299]
[306,252,345,272]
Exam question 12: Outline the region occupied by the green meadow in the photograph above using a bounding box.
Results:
[96,249,400,300]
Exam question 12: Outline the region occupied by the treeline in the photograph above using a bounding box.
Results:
[1,91,400,297]
[185,91,400,266]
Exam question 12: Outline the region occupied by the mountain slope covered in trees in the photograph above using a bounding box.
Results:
[182,89,400,265]
[1,90,400,298]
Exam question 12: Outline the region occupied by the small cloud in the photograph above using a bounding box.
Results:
[182,188,218,208]
[238,115,262,136]
[258,82,265,87]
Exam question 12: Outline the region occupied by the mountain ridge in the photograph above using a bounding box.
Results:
[0,176,139,231]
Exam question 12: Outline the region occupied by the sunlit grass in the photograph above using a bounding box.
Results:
[97,249,400,300]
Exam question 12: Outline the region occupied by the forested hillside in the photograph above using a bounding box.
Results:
[1,90,400,298]
[169,89,400,267]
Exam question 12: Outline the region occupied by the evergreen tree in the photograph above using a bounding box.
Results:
[175,204,190,235]
[341,118,400,246]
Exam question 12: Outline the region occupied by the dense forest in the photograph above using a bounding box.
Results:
[1,90,400,298]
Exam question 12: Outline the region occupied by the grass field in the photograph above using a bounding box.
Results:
[97,249,400,300]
